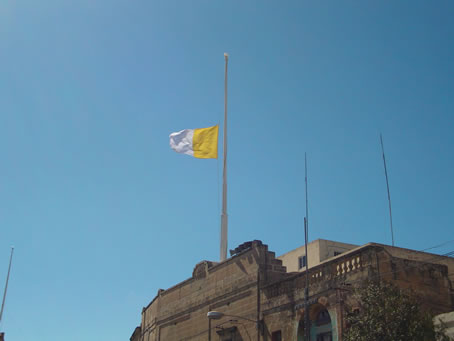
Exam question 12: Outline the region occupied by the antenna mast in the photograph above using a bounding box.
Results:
[380,134,395,246]
[0,247,14,326]
[304,153,310,341]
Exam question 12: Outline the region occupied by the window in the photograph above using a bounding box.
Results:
[334,251,342,256]
[298,255,307,269]
[271,330,282,341]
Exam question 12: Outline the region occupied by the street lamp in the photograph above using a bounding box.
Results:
[207,311,224,320]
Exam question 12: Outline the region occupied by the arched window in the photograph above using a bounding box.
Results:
[297,308,334,341]
[314,309,332,341]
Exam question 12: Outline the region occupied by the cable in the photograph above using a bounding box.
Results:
[420,239,454,252]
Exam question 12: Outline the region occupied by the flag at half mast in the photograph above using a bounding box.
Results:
[169,125,219,159]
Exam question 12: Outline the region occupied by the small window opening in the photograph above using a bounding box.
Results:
[298,255,307,269]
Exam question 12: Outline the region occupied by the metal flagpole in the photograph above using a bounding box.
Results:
[0,247,14,326]
[380,134,395,247]
[220,53,229,262]
[304,153,310,341]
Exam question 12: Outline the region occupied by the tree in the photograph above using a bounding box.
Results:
[343,282,452,341]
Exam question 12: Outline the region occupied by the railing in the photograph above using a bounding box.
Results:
[309,255,362,282]
[336,256,361,276]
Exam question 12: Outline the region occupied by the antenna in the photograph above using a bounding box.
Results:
[380,134,395,246]
[304,153,310,341]
[0,247,14,326]
[305,153,309,243]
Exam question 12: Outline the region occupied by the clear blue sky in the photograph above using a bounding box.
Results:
[1,1,453,340]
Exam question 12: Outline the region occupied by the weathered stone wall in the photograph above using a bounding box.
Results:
[130,327,141,341]
[372,247,452,314]
[380,243,454,283]
[134,242,454,341]
[261,246,371,341]
[260,244,453,341]
[141,241,287,341]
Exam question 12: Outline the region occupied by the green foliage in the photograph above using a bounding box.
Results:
[343,282,452,341]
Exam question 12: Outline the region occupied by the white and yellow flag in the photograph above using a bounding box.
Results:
[169,125,219,159]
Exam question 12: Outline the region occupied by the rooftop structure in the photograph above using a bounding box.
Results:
[131,240,454,341]
[278,239,358,272]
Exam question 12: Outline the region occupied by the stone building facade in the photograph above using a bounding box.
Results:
[131,240,454,341]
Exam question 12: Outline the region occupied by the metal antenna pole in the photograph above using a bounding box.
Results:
[220,53,229,261]
[305,153,309,245]
[304,218,310,341]
[380,134,395,247]
[304,153,310,341]
[0,247,14,326]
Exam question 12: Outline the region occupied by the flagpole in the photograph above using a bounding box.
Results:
[0,247,14,326]
[220,53,229,262]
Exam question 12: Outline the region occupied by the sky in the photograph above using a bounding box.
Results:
[1,1,453,340]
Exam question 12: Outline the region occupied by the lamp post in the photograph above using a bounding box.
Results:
[207,311,261,340]
[208,316,211,341]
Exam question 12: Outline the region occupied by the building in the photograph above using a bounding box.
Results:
[278,240,358,273]
[131,239,454,341]
[434,311,454,340]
